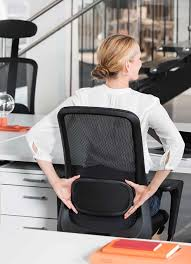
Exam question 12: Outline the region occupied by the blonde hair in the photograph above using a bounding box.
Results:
[91,34,139,80]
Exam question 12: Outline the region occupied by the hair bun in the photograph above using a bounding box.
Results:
[91,64,110,80]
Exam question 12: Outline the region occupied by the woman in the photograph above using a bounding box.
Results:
[26,34,185,219]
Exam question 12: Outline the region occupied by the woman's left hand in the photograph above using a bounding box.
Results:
[124,180,155,219]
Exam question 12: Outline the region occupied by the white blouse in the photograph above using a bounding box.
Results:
[26,84,185,173]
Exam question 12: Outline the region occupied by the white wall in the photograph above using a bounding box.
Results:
[0,0,7,56]
[0,0,7,18]
[172,0,189,42]
[27,0,79,114]
[25,0,54,18]
[171,0,191,123]
[2,0,52,19]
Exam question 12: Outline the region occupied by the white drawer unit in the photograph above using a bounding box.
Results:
[0,161,64,231]
[0,215,57,231]
[1,185,57,218]
[0,172,51,188]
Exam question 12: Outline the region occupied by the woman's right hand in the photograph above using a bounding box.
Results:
[52,175,80,214]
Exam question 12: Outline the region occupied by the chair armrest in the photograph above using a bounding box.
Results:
[159,179,183,192]
[159,179,184,241]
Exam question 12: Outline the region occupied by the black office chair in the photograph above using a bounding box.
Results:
[57,106,183,240]
[0,19,38,114]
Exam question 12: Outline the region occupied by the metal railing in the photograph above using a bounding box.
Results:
[19,0,103,56]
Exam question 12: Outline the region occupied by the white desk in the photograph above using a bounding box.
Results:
[148,122,191,174]
[0,114,42,144]
[0,229,190,264]
[0,114,64,164]
[1,114,191,173]
[0,230,113,264]
[0,114,42,162]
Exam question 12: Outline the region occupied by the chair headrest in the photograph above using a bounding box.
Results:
[0,20,37,38]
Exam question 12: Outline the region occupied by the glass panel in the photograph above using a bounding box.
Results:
[139,0,175,61]
[79,0,141,88]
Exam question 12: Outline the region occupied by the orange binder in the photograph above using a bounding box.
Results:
[103,239,162,252]
[0,117,30,132]
[101,239,180,259]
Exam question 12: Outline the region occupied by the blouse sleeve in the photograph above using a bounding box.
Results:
[148,98,185,170]
[25,96,77,162]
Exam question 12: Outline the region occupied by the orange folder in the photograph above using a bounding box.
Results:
[0,125,31,132]
[106,239,162,251]
[101,239,180,259]
[0,117,30,132]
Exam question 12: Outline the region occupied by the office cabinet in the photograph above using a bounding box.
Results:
[1,185,57,218]
[0,162,61,231]
[0,215,57,231]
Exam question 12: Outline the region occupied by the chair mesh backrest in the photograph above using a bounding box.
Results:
[65,114,135,172]
[58,107,146,184]
[0,58,37,114]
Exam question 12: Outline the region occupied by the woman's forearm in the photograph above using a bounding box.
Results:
[36,159,61,187]
[124,170,171,219]
[36,159,79,213]
[148,170,171,193]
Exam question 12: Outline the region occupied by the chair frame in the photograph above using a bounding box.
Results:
[57,106,183,240]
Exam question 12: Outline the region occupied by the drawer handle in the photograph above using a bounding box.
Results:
[23,226,48,230]
[23,178,47,184]
[23,195,48,201]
